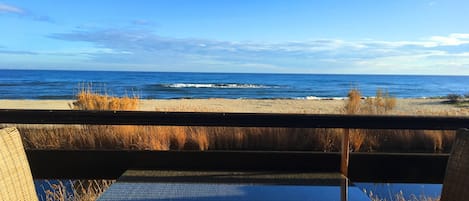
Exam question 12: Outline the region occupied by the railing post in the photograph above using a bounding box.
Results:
[341,129,350,177]
[340,177,349,201]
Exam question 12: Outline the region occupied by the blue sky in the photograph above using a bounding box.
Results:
[1,0,469,74]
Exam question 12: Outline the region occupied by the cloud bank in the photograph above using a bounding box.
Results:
[2,27,468,74]
[44,28,469,74]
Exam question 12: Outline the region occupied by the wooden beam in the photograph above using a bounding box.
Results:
[1,109,469,130]
[26,150,448,183]
[349,152,448,183]
[26,150,340,179]
[341,129,350,177]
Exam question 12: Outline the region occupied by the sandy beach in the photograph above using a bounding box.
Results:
[0,98,466,115]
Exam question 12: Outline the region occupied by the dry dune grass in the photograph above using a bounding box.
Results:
[340,88,451,152]
[41,180,112,201]
[345,88,397,115]
[17,88,457,153]
[71,85,139,111]
[367,190,440,201]
[17,88,454,201]
[21,125,345,151]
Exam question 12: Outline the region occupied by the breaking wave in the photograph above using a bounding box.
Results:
[296,96,347,100]
[160,83,277,89]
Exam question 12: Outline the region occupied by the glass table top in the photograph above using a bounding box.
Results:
[97,170,371,201]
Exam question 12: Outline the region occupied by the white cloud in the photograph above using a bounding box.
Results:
[0,3,24,14]
[429,33,469,46]
[449,33,469,39]
[0,3,54,22]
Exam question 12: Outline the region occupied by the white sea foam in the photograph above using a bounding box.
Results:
[162,83,272,89]
[299,96,347,100]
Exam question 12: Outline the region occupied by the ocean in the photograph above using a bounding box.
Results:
[1,69,468,99]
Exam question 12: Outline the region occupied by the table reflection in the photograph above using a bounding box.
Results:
[98,170,371,201]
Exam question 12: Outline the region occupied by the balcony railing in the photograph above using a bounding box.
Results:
[1,109,468,183]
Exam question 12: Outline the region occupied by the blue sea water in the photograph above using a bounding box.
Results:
[1,69,469,99]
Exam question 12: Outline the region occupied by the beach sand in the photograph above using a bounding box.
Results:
[0,98,466,115]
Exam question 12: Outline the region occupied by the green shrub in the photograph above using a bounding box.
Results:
[446,94,462,103]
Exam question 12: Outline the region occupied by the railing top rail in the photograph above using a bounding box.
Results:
[1,109,468,130]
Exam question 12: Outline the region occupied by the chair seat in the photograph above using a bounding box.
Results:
[0,127,38,201]
[440,128,469,201]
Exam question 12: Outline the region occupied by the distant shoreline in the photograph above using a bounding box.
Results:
[0,98,465,115]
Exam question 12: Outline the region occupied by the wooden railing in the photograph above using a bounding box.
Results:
[1,109,468,183]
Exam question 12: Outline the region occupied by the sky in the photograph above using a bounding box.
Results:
[1,0,469,75]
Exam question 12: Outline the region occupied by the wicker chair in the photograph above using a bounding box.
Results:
[440,128,469,201]
[0,127,38,201]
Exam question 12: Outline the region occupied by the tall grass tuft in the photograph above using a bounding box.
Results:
[345,88,361,114]
[342,88,453,152]
[383,90,397,112]
[72,85,139,111]
[366,189,440,201]
[41,180,113,201]
[364,89,397,114]
[347,88,397,115]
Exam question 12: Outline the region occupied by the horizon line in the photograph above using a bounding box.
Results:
[1,68,469,77]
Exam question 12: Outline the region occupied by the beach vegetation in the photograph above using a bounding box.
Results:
[383,90,397,112]
[366,189,440,201]
[345,88,361,114]
[345,88,397,115]
[445,94,462,103]
[16,87,455,153]
[442,93,469,107]
[40,180,113,201]
[71,85,139,111]
[344,88,398,151]
[362,89,397,114]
